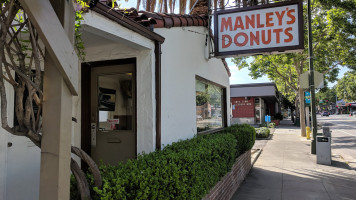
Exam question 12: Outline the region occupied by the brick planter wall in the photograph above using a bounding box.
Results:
[203,150,252,200]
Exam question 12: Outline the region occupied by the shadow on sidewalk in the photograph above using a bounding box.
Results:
[232,165,356,200]
[331,160,353,170]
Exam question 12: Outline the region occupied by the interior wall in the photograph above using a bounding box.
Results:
[155,27,231,147]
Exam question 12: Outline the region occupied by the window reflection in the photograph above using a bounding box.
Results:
[98,74,133,131]
[196,79,224,132]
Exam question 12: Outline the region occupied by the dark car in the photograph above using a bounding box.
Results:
[321,111,329,117]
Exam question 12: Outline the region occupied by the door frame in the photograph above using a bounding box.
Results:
[81,58,137,167]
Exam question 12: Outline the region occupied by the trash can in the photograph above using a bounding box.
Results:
[316,136,331,165]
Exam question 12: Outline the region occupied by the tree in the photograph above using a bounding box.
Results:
[0,1,101,199]
[336,71,356,102]
[316,86,337,105]
[232,1,355,136]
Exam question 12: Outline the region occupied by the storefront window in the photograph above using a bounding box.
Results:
[196,78,224,132]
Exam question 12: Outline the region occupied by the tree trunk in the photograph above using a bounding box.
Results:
[295,95,299,120]
[298,87,306,137]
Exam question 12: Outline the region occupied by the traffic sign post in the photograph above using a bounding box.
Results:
[265,115,271,127]
[307,0,318,155]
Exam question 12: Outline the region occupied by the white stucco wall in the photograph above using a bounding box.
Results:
[0,85,11,200]
[80,11,157,154]
[155,27,231,147]
[0,80,40,200]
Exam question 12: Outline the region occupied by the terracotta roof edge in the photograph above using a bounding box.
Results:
[221,58,231,77]
[91,2,165,43]
[138,11,208,28]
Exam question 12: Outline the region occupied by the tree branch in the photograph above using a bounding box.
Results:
[71,146,102,189]
[270,62,298,91]
[3,58,43,95]
[71,158,91,200]
[321,62,343,75]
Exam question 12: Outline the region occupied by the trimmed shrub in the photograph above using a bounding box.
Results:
[255,127,270,138]
[224,124,256,155]
[71,133,237,200]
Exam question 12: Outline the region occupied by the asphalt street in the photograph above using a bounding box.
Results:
[318,114,356,169]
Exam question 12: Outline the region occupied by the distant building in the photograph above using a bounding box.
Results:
[230,83,281,125]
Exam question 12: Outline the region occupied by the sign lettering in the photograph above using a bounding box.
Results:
[214,1,303,57]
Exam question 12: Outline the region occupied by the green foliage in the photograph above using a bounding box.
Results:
[224,124,256,155]
[74,1,89,61]
[70,125,257,199]
[255,127,270,138]
[268,123,276,129]
[196,92,209,106]
[71,133,241,200]
[336,71,356,101]
[316,86,337,105]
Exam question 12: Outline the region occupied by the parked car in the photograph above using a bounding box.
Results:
[321,111,329,117]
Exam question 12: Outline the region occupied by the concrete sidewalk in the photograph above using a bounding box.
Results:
[232,119,356,200]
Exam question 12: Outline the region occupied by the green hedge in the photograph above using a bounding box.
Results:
[71,124,256,200]
[224,124,256,155]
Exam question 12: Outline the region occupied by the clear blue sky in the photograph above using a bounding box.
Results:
[226,58,349,88]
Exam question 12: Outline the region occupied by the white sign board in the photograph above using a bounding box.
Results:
[214,1,303,57]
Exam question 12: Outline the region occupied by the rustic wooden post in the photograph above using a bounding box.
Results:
[40,53,73,199]
[18,0,78,199]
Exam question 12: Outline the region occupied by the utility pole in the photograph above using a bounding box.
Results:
[308,0,317,154]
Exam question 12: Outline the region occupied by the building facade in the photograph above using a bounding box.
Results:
[0,1,231,199]
[230,83,281,125]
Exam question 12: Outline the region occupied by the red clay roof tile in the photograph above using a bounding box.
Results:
[138,11,208,28]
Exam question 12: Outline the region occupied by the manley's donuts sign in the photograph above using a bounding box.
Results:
[214,1,304,57]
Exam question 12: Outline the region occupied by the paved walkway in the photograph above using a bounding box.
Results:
[232,119,356,200]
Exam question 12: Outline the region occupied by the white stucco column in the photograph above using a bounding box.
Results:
[40,53,72,200]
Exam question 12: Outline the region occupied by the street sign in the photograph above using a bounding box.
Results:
[300,71,324,89]
[264,115,271,122]
[305,91,310,104]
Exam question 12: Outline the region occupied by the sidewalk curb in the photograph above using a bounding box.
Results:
[256,133,274,140]
[251,149,262,167]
